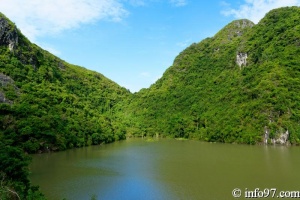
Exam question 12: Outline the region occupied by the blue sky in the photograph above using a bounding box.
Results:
[0,0,300,92]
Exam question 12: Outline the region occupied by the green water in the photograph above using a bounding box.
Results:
[30,139,300,200]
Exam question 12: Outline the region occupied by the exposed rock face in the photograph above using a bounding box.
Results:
[0,91,12,104]
[263,126,290,145]
[0,73,18,104]
[264,126,270,144]
[271,130,289,145]
[0,73,14,86]
[236,52,247,68]
[220,19,254,41]
[0,15,18,51]
[234,19,254,29]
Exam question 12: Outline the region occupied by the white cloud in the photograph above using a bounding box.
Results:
[124,0,146,6]
[222,0,300,23]
[220,1,231,7]
[39,43,61,56]
[124,0,188,7]
[169,0,187,7]
[152,74,162,82]
[0,0,128,41]
[176,39,191,48]
[139,71,163,84]
[140,72,151,77]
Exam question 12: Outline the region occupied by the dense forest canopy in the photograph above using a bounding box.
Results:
[0,12,130,199]
[125,6,300,145]
[1,6,300,199]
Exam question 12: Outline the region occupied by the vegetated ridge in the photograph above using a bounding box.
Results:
[0,12,130,199]
[125,6,300,146]
[1,6,300,199]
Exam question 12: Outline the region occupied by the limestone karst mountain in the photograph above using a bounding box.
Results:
[1,6,300,199]
[125,6,300,145]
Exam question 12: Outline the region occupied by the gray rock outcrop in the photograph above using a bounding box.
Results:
[271,130,289,145]
[0,15,18,51]
[0,73,14,86]
[234,19,254,29]
[0,73,18,104]
[263,126,270,144]
[0,91,12,104]
[236,52,248,68]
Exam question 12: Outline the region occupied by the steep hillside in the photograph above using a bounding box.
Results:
[0,14,131,153]
[0,13,130,199]
[126,6,300,145]
[1,6,300,199]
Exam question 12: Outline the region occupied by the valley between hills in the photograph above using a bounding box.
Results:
[1,6,300,199]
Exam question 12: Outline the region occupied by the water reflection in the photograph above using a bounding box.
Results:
[30,139,300,200]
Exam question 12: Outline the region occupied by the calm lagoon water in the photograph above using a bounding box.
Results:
[30,139,300,200]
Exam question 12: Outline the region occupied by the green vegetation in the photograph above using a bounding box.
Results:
[0,13,129,198]
[124,6,300,145]
[1,6,300,199]
[0,142,46,199]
